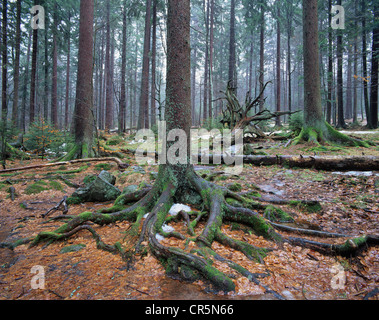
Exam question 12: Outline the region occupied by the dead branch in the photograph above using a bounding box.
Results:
[0,157,129,174]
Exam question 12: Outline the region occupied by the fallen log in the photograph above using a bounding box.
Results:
[0,157,129,174]
[195,154,379,171]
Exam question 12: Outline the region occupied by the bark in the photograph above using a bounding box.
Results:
[275,4,281,127]
[138,0,152,130]
[369,0,379,129]
[259,2,265,111]
[302,0,323,129]
[228,0,237,95]
[326,0,333,124]
[346,44,352,120]
[119,1,127,133]
[150,0,157,127]
[51,1,58,127]
[361,0,370,127]
[353,3,358,125]
[1,0,8,167]
[12,0,22,127]
[65,11,71,129]
[336,0,345,128]
[105,0,114,131]
[21,30,32,132]
[208,0,214,120]
[70,0,95,159]
[30,24,38,124]
[203,0,210,122]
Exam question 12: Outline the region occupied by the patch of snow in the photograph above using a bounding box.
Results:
[162,224,175,233]
[168,203,192,216]
[155,234,165,242]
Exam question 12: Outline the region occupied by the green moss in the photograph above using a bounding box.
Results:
[24,180,48,195]
[66,196,83,205]
[49,180,63,191]
[60,244,86,254]
[289,200,322,213]
[94,163,113,171]
[264,205,295,223]
[227,182,242,192]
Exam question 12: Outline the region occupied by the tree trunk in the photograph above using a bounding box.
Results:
[51,1,59,128]
[275,4,281,127]
[1,0,8,167]
[105,0,114,131]
[138,0,152,130]
[21,29,32,133]
[259,2,265,111]
[295,0,367,147]
[68,0,95,159]
[346,43,352,120]
[362,0,370,127]
[208,0,214,121]
[336,0,345,129]
[30,1,39,125]
[203,0,210,123]
[119,1,127,134]
[12,0,21,127]
[150,0,157,128]
[326,0,333,124]
[65,12,71,129]
[228,0,237,95]
[369,0,379,129]
[353,2,358,125]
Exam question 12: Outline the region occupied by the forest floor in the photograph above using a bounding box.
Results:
[0,128,378,300]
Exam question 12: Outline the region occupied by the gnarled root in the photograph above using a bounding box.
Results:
[3,167,378,298]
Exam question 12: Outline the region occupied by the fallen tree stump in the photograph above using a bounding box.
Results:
[196,154,379,171]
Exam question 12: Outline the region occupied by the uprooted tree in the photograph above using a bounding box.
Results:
[2,0,378,298]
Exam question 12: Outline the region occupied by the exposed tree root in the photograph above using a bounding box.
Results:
[2,166,378,297]
[293,122,372,148]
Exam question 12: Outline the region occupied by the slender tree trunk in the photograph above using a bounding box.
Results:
[138,0,152,129]
[336,0,345,128]
[362,0,370,127]
[105,0,113,131]
[30,2,39,125]
[1,0,7,167]
[326,0,333,124]
[346,44,353,120]
[228,0,237,95]
[119,1,127,133]
[1,0,7,118]
[150,0,157,127]
[353,1,358,124]
[248,38,253,99]
[44,13,49,121]
[275,4,281,127]
[65,12,71,129]
[21,30,32,133]
[98,31,105,130]
[208,0,214,121]
[51,2,58,127]
[203,0,210,123]
[12,0,22,127]
[259,2,265,111]
[369,0,379,129]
